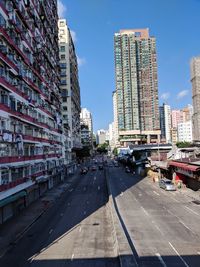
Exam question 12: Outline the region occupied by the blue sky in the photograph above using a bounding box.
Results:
[58,0,200,132]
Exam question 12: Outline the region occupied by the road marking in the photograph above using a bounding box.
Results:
[49,229,53,234]
[153,191,160,196]
[60,213,63,217]
[79,227,82,232]
[83,187,86,191]
[141,206,149,216]
[179,220,190,230]
[94,177,96,180]
[185,206,199,216]
[86,200,89,204]
[179,220,195,235]
[84,211,86,215]
[155,253,167,267]
[67,202,71,206]
[152,220,164,235]
[69,188,73,192]
[98,186,100,190]
[71,253,74,261]
[168,242,190,267]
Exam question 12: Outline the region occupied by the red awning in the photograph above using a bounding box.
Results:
[169,161,200,172]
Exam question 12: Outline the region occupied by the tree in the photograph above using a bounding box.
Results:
[97,142,109,154]
[113,147,118,156]
[176,141,193,148]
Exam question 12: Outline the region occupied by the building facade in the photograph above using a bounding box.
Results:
[191,57,200,142]
[0,0,65,223]
[58,19,81,169]
[159,103,171,143]
[96,129,106,145]
[80,108,93,151]
[114,28,160,145]
[177,121,193,142]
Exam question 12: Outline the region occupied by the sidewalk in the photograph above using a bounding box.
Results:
[0,174,78,258]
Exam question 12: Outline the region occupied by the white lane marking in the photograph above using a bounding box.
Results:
[185,206,199,216]
[60,213,63,217]
[49,229,53,234]
[141,206,149,216]
[98,186,100,190]
[153,191,160,196]
[84,211,86,215]
[94,176,96,180]
[79,227,82,232]
[67,202,71,206]
[155,253,167,267]
[179,220,195,235]
[69,188,73,192]
[152,220,164,236]
[71,253,74,261]
[120,192,123,196]
[168,242,190,267]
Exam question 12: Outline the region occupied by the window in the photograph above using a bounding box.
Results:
[60,54,65,60]
[59,21,65,27]
[60,46,65,52]
[1,170,9,184]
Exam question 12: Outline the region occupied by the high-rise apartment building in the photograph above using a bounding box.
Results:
[96,129,106,145]
[58,19,81,168]
[80,108,93,134]
[112,91,119,147]
[80,108,93,150]
[171,110,183,128]
[0,0,64,223]
[114,28,160,145]
[159,103,171,143]
[177,121,193,143]
[191,57,200,142]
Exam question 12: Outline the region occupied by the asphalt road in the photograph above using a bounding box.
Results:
[0,164,119,267]
[108,162,200,267]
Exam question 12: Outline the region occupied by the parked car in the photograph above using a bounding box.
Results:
[159,179,176,191]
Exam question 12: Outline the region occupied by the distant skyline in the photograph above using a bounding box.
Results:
[58,0,200,132]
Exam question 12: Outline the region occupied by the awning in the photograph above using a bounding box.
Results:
[0,190,27,208]
[169,161,200,172]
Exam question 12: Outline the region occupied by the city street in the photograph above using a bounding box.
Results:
[108,163,200,267]
[0,165,119,267]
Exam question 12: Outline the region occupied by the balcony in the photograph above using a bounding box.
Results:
[0,153,62,164]
[0,178,28,192]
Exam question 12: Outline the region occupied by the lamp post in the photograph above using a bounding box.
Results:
[158,142,161,179]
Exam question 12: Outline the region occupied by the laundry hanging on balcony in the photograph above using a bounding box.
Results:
[15,134,24,156]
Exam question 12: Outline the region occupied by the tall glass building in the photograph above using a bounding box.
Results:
[114,29,160,145]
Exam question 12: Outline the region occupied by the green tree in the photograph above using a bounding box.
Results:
[176,141,193,148]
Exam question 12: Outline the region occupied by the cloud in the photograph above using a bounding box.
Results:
[77,56,86,67]
[177,90,189,99]
[160,92,170,101]
[58,0,67,18]
[70,30,77,43]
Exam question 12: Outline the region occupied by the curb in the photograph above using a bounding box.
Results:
[105,167,138,267]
